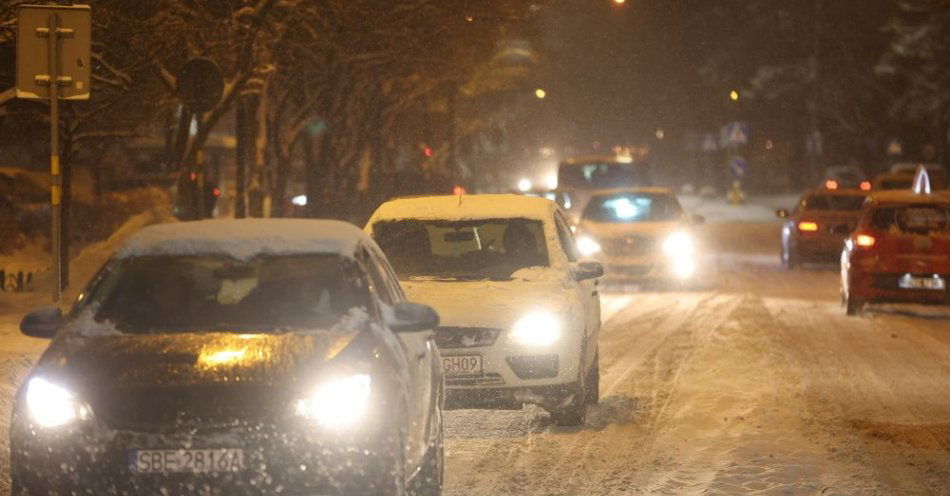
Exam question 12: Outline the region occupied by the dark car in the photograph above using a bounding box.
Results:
[11,219,444,495]
[777,188,868,268]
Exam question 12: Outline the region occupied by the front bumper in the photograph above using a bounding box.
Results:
[444,382,580,411]
[599,253,695,282]
[10,412,400,496]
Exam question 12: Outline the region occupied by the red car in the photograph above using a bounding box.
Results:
[840,188,950,315]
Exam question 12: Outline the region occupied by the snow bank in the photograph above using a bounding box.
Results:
[117,219,366,261]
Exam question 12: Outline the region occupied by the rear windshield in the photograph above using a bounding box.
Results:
[372,218,548,281]
[88,254,366,334]
[582,192,684,223]
[870,205,950,235]
[800,195,866,211]
[558,162,651,190]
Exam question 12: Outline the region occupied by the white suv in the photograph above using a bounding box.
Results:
[366,195,603,425]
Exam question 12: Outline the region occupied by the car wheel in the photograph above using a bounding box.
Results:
[549,380,588,426]
[585,350,600,405]
[845,295,864,316]
[410,393,444,495]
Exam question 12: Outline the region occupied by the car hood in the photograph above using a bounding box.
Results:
[579,220,685,240]
[32,330,369,430]
[401,275,576,329]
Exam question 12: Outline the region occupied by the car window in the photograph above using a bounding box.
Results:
[90,254,368,334]
[801,195,865,211]
[373,218,549,281]
[555,213,580,262]
[367,245,405,302]
[582,192,683,223]
[870,205,950,234]
[358,246,397,305]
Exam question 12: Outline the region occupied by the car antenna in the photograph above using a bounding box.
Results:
[912,165,932,195]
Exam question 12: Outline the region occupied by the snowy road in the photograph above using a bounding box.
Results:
[1,221,949,495]
[442,222,950,496]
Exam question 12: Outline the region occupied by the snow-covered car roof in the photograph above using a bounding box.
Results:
[586,186,674,197]
[368,194,560,223]
[803,188,869,197]
[869,190,950,206]
[116,219,369,261]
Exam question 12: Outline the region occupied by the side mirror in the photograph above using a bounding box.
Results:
[20,306,63,339]
[573,261,604,281]
[691,214,706,225]
[388,302,440,333]
[776,209,789,218]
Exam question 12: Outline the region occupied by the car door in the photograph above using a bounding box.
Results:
[360,244,434,468]
[554,212,600,365]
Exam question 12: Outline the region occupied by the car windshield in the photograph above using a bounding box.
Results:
[372,218,549,280]
[877,178,913,190]
[558,162,651,190]
[800,195,866,211]
[870,205,950,235]
[87,254,365,334]
[582,193,683,223]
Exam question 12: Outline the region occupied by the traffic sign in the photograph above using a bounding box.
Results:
[16,5,91,101]
[720,122,749,148]
[729,156,748,179]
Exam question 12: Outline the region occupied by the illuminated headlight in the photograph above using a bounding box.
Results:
[510,311,561,346]
[296,374,371,429]
[662,231,694,258]
[576,236,602,257]
[26,377,90,428]
[662,231,696,279]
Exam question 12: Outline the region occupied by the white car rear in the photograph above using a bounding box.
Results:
[366,195,602,425]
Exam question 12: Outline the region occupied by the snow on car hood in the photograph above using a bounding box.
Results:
[578,220,687,241]
[401,270,580,329]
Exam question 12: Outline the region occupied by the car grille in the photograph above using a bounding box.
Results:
[601,235,656,256]
[92,383,282,432]
[435,327,502,349]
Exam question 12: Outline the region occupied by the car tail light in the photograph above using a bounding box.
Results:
[798,221,819,232]
[855,234,875,248]
[824,179,839,190]
[859,181,871,191]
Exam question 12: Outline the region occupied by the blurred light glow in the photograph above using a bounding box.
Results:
[297,374,372,429]
[798,221,819,232]
[26,377,86,428]
[824,179,839,190]
[291,195,308,206]
[859,181,871,191]
[424,147,433,157]
[613,198,638,218]
[517,178,532,192]
[856,234,875,247]
[453,185,466,195]
[672,258,696,279]
[545,173,558,190]
[655,129,665,140]
[662,231,694,258]
[576,236,601,257]
[511,311,561,346]
[535,88,546,99]
[730,90,740,101]
[614,0,626,4]
[199,349,247,367]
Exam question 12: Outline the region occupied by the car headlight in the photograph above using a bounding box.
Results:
[296,374,371,429]
[662,231,694,258]
[576,236,601,257]
[26,377,90,428]
[510,311,561,346]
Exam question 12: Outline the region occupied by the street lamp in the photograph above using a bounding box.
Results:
[535,88,547,99]
[729,90,740,101]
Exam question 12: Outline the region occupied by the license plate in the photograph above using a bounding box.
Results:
[899,275,946,290]
[442,355,482,375]
[130,448,244,473]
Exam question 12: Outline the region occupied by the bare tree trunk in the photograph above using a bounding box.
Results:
[235,98,249,218]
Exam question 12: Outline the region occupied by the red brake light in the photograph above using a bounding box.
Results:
[859,181,871,191]
[855,234,875,247]
[798,221,819,232]
[824,179,838,190]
